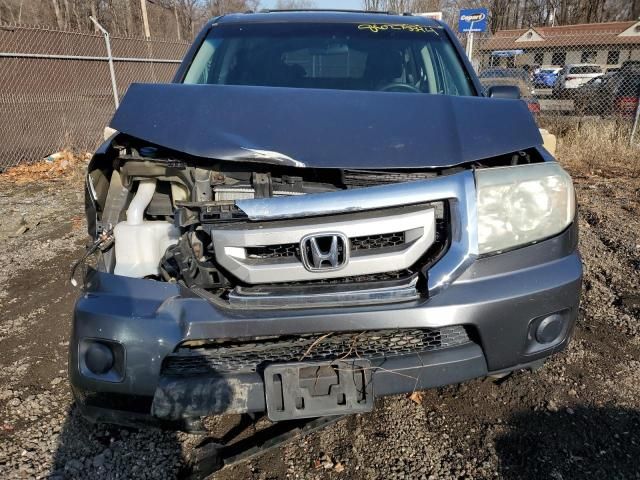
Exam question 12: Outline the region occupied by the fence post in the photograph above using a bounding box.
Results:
[90,16,119,109]
[466,32,474,61]
[631,91,640,147]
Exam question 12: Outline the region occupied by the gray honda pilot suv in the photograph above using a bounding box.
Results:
[71,10,581,429]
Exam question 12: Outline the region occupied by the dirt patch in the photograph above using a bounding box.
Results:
[0,150,89,185]
[0,165,638,480]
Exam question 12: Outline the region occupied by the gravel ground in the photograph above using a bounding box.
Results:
[0,168,639,480]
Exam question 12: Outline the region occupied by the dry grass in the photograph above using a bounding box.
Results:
[552,119,640,178]
[0,150,89,184]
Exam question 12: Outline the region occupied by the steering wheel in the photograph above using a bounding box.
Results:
[379,83,421,93]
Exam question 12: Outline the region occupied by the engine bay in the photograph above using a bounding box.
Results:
[82,137,541,305]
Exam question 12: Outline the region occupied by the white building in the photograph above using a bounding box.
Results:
[478,20,640,69]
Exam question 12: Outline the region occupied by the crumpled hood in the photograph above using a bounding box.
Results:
[110,83,542,169]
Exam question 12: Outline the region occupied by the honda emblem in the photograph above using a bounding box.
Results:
[300,233,349,272]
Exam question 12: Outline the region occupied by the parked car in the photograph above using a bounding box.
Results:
[523,97,541,114]
[553,64,603,96]
[574,71,640,116]
[478,67,540,114]
[70,11,581,432]
[621,60,640,72]
[479,67,536,97]
[573,74,609,114]
[532,66,561,88]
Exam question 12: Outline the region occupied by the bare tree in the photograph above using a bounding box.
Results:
[206,0,259,16]
[173,0,181,39]
[0,0,22,23]
[362,0,384,9]
[411,0,440,13]
[0,0,637,38]
[50,0,64,28]
[364,0,639,30]
[274,0,316,9]
[363,0,440,14]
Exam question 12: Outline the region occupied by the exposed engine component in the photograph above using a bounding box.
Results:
[88,145,543,293]
[160,231,229,289]
[113,179,179,278]
[212,173,333,201]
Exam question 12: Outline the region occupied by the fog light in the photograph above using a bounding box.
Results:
[535,314,564,344]
[85,342,114,374]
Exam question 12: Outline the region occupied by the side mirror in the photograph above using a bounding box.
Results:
[486,85,521,99]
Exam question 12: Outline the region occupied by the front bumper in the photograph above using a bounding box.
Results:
[70,223,581,428]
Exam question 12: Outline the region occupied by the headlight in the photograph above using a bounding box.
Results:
[476,162,575,255]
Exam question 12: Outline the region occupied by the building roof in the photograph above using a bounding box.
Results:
[480,21,640,51]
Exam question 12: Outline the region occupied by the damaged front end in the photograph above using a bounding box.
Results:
[70,85,581,427]
[83,140,458,308]
[81,84,549,308]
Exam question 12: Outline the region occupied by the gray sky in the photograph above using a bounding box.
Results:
[260,0,363,10]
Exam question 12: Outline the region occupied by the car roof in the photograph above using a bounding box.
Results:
[566,63,601,67]
[214,10,442,27]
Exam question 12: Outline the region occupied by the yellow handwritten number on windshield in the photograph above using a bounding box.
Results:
[357,24,435,34]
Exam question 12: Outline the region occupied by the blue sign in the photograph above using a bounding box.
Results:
[458,8,488,33]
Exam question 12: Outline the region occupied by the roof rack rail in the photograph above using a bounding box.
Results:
[256,9,399,15]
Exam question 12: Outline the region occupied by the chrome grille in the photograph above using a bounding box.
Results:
[211,205,437,284]
[162,326,472,375]
[245,231,406,259]
[246,244,299,259]
[351,232,405,251]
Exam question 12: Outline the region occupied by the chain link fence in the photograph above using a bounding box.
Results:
[1,20,640,170]
[462,22,640,144]
[0,23,189,170]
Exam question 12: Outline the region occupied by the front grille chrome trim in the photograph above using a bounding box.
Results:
[211,207,436,284]
[227,275,420,309]
[235,170,479,295]
[236,170,471,221]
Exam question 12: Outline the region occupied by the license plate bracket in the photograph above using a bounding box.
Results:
[264,360,373,421]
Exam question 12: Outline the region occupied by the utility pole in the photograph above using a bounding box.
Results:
[140,0,151,39]
[174,3,181,41]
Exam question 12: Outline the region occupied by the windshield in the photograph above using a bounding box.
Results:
[183,22,475,96]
